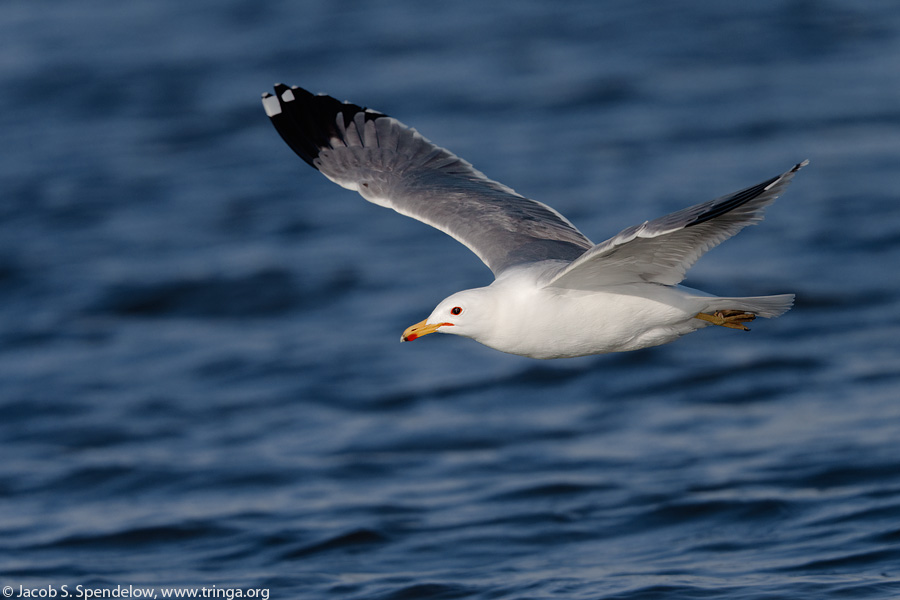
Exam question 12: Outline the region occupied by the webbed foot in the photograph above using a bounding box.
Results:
[695,310,756,331]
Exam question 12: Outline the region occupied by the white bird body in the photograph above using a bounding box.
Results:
[422,265,787,359]
[262,85,802,359]
[451,279,696,359]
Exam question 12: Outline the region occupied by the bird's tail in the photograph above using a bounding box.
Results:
[704,293,795,319]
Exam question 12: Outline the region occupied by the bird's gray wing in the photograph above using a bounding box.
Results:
[262,84,593,276]
[547,161,807,290]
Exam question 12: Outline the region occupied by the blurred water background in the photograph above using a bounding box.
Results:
[2,1,900,598]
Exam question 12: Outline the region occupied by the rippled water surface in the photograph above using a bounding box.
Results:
[2,1,900,598]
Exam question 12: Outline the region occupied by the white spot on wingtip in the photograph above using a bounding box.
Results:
[262,94,282,117]
[281,89,295,102]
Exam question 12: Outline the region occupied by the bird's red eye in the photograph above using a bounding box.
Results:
[450,306,462,316]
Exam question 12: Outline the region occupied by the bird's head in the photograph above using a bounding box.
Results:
[401,288,494,343]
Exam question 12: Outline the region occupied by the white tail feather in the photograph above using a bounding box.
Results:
[705,294,795,319]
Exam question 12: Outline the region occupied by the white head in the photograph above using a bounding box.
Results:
[401,288,496,344]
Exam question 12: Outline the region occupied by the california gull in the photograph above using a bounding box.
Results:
[262,84,803,359]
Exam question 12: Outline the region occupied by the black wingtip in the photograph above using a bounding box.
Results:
[261,84,389,170]
[685,162,807,228]
[685,176,779,227]
[263,84,332,168]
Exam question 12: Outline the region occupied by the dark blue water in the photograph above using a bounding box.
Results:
[2,1,900,598]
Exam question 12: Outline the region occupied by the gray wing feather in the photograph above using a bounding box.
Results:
[547,161,807,289]
[263,85,592,275]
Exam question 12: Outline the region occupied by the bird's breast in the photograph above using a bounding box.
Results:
[479,284,696,359]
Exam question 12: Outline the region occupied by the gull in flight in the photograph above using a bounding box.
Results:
[262,84,803,359]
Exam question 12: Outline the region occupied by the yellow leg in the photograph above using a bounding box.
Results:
[694,310,756,331]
